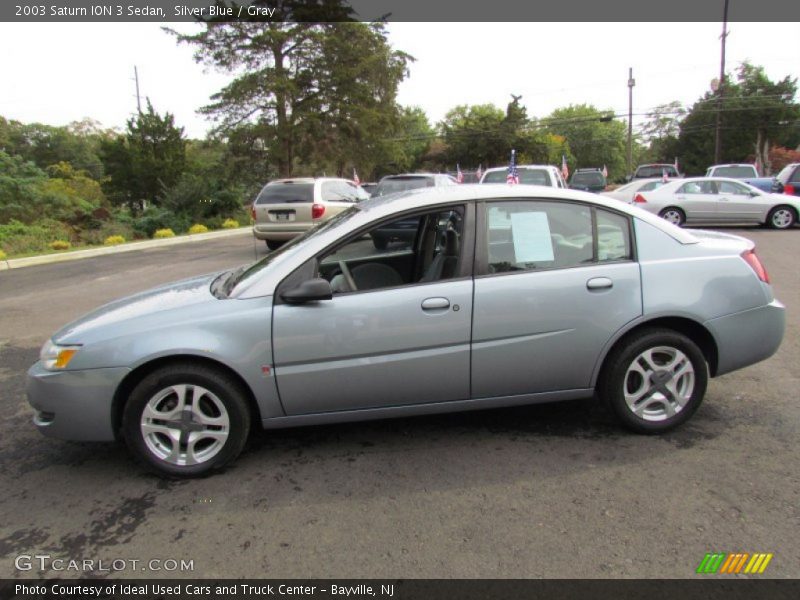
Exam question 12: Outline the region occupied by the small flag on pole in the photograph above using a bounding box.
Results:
[476,164,483,181]
[353,168,360,186]
[662,169,669,183]
[507,150,519,184]
[561,155,569,180]
[602,164,608,178]
[456,163,464,183]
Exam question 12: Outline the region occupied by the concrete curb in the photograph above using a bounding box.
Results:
[0,227,252,271]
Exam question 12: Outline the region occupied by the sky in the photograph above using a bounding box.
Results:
[0,22,798,139]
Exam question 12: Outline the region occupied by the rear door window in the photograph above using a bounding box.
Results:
[256,183,314,204]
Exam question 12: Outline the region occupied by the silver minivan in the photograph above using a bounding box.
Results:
[252,177,368,250]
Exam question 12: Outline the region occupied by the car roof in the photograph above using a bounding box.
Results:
[232,185,698,299]
[483,164,556,171]
[267,177,351,185]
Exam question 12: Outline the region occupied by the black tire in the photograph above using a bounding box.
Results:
[266,239,283,251]
[658,207,686,227]
[122,363,251,478]
[599,328,708,434]
[371,235,389,251]
[766,205,797,230]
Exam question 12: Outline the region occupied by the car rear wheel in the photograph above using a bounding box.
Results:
[599,328,708,433]
[658,207,685,227]
[122,363,251,477]
[266,239,283,251]
[766,206,797,230]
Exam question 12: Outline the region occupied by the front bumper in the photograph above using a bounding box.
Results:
[26,362,131,441]
[705,299,786,377]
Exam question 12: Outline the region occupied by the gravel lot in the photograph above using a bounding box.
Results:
[0,227,797,579]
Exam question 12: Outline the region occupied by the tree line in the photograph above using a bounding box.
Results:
[1,16,799,258]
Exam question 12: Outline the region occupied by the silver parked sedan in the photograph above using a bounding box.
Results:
[633,177,800,229]
[28,186,785,477]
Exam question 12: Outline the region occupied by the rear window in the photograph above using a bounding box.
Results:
[374,176,434,196]
[255,183,314,204]
[483,168,552,186]
[712,166,756,178]
[776,164,800,185]
[635,165,678,178]
[571,172,605,186]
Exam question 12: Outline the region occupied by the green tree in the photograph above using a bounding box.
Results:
[170,7,410,178]
[544,104,627,181]
[440,104,508,168]
[676,62,799,175]
[0,151,47,223]
[100,100,186,213]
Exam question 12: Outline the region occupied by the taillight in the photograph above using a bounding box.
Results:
[634,193,647,203]
[312,203,325,219]
[784,184,795,195]
[741,249,769,284]
[250,204,256,220]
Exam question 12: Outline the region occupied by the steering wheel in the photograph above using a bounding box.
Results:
[338,260,357,291]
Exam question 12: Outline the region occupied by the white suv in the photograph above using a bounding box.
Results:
[479,164,568,187]
[252,178,368,250]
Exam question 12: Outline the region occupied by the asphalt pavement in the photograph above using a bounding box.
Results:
[0,228,798,579]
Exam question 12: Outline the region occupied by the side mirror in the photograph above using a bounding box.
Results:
[281,278,333,304]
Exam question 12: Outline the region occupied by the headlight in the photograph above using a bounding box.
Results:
[40,339,81,370]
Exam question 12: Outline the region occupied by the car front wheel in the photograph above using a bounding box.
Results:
[658,207,686,227]
[766,205,797,230]
[122,363,251,477]
[599,328,708,433]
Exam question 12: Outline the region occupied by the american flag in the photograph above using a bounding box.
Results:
[353,168,360,186]
[507,150,519,184]
[561,155,569,180]
[476,164,483,181]
[456,163,464,183]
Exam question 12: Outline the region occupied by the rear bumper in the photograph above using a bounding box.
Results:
[26,362,130,441]
[705,300,785,376]
[252,224,311,241]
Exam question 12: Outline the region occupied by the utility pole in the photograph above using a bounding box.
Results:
[133,65,142,114]
[627,67,635,176]
[714,0,730,164]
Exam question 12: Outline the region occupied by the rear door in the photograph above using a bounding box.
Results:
[471,200,642,398]
[674,181,718,220]
[253,181,315,231]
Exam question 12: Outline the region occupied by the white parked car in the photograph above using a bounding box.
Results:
[632,177,800,229]
[480,164,567,188]
[601,178,668,204]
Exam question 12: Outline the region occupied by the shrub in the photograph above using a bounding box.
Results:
[0,250,6,261]
[189,223,209,234]
[49,240,71,251]
[132,208,190,238]
[222,218,240,229]
[0,219,73,256]
[104,235,126,246]
[153,228,175,239]
[81,221,135,246]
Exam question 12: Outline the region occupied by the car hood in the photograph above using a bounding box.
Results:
[53,272,223,345]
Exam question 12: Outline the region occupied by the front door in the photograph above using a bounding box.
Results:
[272,205,474,415]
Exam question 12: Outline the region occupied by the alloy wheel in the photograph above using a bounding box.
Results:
[623,346,695,422]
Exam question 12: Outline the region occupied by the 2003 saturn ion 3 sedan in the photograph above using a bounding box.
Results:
[28,186,785,477]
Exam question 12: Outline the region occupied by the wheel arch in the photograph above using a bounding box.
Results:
[111,354,262,439]
[592,316,719,387]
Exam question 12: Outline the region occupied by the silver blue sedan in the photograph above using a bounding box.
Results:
[28,186,785,476]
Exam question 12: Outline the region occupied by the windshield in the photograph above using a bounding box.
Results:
[255,182,314,204]
[225,206,360,295]
[713,166,756,178]
[483,168,552,186]
[374,176,434,196]
[776,165,797,185]
[636,165,678,178]
[571,172,605,186]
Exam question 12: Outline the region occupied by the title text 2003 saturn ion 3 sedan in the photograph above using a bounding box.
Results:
[28,186,785,477]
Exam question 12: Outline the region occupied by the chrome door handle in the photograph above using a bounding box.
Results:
[587,277,613,290]
[421,297,450,311]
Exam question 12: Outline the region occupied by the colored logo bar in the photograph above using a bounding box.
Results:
[696,553,773,574]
